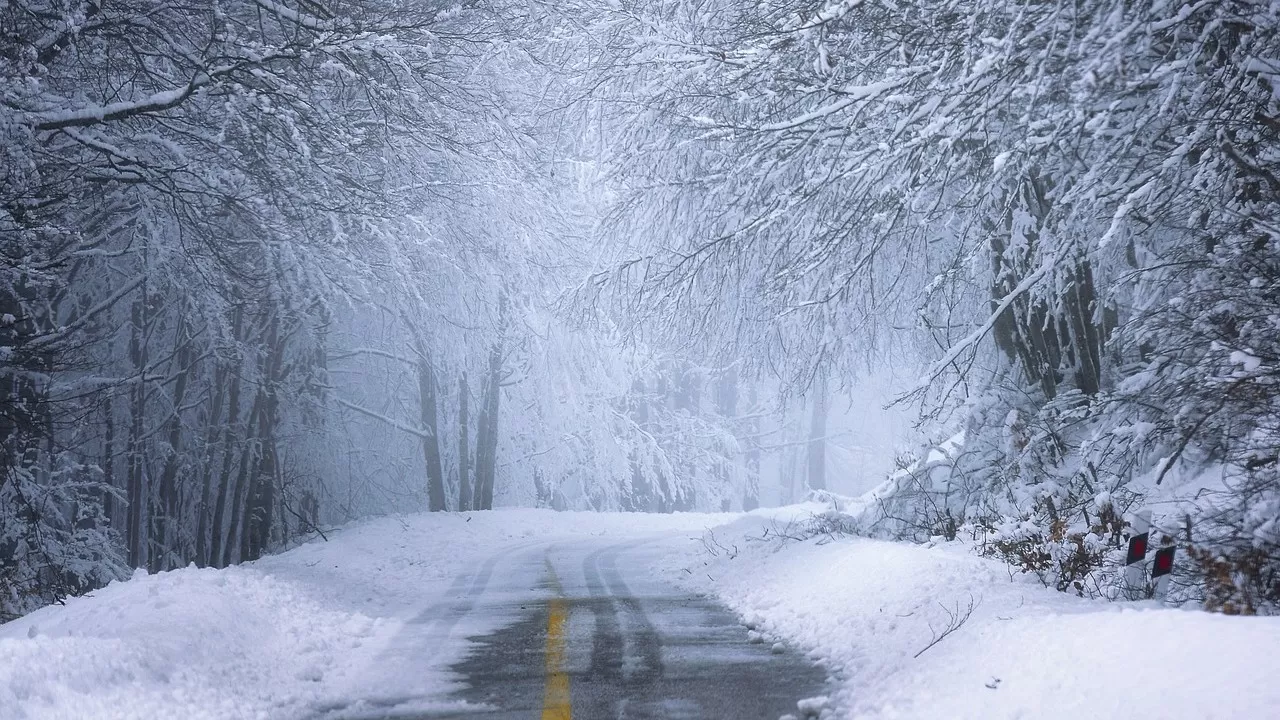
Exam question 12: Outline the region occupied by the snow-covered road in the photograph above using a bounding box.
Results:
[4,510,809,720]
[4,507,1279,720]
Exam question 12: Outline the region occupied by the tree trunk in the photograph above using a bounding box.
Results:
[126,292,148,569]
[101,393,116,524]
[987,171,1114,400]
[716,366,737,511]
[475,370,501,510]
[208,308,244,568]
[807,377,827,492]
[473,294,507,511]
[673,362,699,511]
[475,350,503,510]
[244,393,277,561]
[223,384,262,568]
[779,396,799,505]
[1063,258,1105,396]
[153,319,193,571]
[195,364,227,567]
[245,312,284,562]
[626,377,654,512]
[457,372,471,511]
[744,385,760,512]
[417,349,447,512]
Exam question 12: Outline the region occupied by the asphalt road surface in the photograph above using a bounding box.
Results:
[377,536,830,719]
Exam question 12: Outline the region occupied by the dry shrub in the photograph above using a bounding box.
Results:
[1186,545,1280,616]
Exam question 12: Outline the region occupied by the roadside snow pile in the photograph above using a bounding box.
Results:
[675,508,1280,720]
[0,509,725,720]
[0,565,379,720]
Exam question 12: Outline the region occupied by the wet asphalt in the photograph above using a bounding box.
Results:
[325,537,831,720]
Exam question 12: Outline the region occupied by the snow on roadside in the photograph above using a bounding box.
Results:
[669,506,1280,720]
[11,503,1271,720]
[0,509,725,720]
[0,565,377,720]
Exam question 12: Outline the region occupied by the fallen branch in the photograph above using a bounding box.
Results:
[914,594,978,658]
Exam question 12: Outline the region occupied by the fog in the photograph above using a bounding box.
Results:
[4,0,1279,620]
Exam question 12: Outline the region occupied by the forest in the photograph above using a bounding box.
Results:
[3,0,1278,620]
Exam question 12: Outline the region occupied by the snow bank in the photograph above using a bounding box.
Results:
[0,565,378,720]
[0,509,725,720]
[674,510,1280,720]
[10,504,1265,720]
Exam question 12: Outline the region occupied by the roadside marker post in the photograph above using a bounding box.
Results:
[1123,510,1151,600]
[1151,543,1176,598]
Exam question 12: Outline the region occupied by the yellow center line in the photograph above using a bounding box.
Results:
[542,558,572,720]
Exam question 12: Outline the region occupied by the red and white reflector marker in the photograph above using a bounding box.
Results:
[1123,510,1152,599]
[1125,530,1149,566]
[1152,544,1176,597]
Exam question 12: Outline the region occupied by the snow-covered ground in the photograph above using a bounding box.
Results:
[4,506,1278,720]
[671,505,1280,720]
[0,510,725,720]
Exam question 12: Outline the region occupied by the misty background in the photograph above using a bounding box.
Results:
[4,0,1279,618]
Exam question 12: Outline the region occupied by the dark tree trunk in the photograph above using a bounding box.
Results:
[989,172,1109,400]
[417,349,447,512]
[245,312,284,562]
[152,319,193,571]
[244,394,277,561]
[1062,259,1105,396]
[473,294,507,511]
[195,364,227,567]
[101,393,116,524]
[223,386,262,568]
[208,308,244,568]
[126,293,148,569]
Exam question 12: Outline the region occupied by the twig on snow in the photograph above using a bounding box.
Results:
[913,594,978,659]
